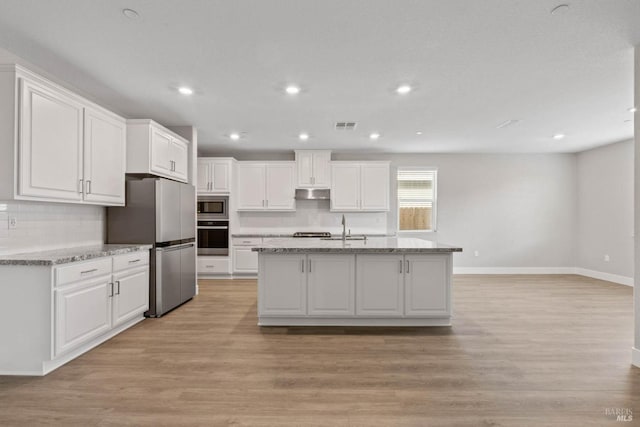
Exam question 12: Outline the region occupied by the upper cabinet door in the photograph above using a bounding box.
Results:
[330,163,360,211]
[296,151,314,188]
[236,163,266,210]
[265,163,295,210]
[312,151,331,188]
[211,160,230,192]
[169,138,188,181]
[196,159,212,193]
[83,107,126,205]
[19,78,84,201]
[150,128,172,177]
[360,163,389,211]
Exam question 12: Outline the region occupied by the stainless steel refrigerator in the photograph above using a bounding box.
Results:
[107,177,196,317]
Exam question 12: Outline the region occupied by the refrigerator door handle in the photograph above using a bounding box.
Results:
[156,243,195,252]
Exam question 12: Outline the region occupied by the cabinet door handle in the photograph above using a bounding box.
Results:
[79,179,84,194]
[301,259,304,273]
[81,268,98,275]
[128,259,141,264]
[108,282,114,297]
[308,259,312,273]
[115,280,121,295]
[399,260,403,273]
[406,260,410,274]
[86,180,91,195]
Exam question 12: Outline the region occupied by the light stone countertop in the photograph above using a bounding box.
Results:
[0,244,153,266]
[252,237,462,254]
[232,233,396,238]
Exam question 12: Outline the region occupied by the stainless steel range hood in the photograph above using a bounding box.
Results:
[295,188,330,200]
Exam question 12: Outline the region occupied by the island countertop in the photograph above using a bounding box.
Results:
[0,244,153,266]
[252,237,462,254]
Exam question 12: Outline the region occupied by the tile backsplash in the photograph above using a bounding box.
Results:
[0,202,104,255]
[235,200,388,235]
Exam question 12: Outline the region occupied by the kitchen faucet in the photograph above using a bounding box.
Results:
[341,215,346,241]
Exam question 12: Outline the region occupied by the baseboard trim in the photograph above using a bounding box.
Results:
[573,268,633,286]
[453,267,575,275]
[632,347,640,368]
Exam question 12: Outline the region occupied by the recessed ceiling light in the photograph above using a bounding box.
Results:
[369,133,380,140]
[285,85,301,95]
[629,107,638,113]
[550,4,570,15]
[416,131,423,135]
[553,133,566,140]
[122,8,139,19]
[396,85,412,95]
[178,87,193,95]
[229,133,240,141]
[299,133,309,141]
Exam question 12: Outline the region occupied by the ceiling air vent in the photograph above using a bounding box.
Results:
[335,122,357,130]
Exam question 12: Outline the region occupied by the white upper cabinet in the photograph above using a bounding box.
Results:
[330,161,390,212]
[236,162,295,211]
[83,106,126,205]
[0,65,126,206]
[295,150,331,188]
[197,158,232,194]
[127,119,190,183]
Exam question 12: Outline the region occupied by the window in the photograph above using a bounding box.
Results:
[397,168,437,232]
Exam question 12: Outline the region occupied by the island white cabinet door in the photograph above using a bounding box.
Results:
[55,276,113,356]
[356,255,404,316]
[360,163,389,211]
[265,163,295,210]
[307,254,355,316]
[150,128,173,177]
[259,254,307,316]
[331,163,360,211]
[236,163,266,210]
[83,107,126,205]
[112,266,149,327]
[19,77,84,201]
[404,255,451,317]
[196,159,212,193]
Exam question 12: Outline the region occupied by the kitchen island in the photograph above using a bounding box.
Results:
[253,237,462,327]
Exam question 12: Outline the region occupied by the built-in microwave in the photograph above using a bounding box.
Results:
[197,196,228,220]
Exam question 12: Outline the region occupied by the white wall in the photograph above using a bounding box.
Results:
[632,44,639,366]
[577,140,634,280]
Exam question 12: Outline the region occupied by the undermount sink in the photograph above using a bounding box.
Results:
[321,236,367,241]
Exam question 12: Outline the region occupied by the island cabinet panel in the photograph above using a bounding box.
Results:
[356,255,404,316]
[259,254,307,316]
[307,254,355,316]
[404,255,451,317]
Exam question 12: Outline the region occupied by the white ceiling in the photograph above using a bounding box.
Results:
[0,0,638,154]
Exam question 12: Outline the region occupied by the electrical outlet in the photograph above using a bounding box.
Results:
[474,250,480,257]
[604,254,610,262]
[8,217,17,229]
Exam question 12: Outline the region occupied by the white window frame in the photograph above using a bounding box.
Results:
[396,167,438,233]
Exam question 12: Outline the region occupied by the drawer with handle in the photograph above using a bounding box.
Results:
[197,257,231,274]
[232,237,262,246]
[113,251,150,272]
[55,258,112,287]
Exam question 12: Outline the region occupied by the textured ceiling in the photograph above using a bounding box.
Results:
[0,0,638,154]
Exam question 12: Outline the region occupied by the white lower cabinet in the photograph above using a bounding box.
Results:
[112,266,150,327]
[307,254,355,316]
[233,248,259,273]
[55,275,113,356]
[356,255,404,316]
[198,257,231,275]
[258,254,306,316]
[0,250,150,375]
[404,255,450,317]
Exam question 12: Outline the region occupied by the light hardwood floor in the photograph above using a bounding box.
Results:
[1,275,639,426]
